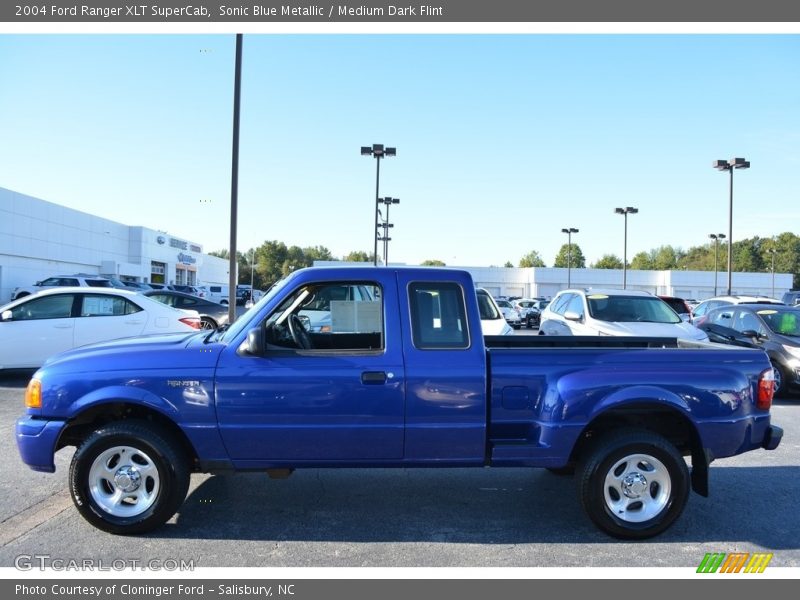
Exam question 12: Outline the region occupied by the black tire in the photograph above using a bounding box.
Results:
[200,317,217,330]
[69,421,190,535]
[578,429,689,540]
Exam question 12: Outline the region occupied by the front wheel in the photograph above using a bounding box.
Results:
[771,361,788,397]
[69,421,190,535]
[578,429,689,540]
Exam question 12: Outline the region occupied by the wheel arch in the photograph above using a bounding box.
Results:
[56,401,199,471]
[567,402,709,496]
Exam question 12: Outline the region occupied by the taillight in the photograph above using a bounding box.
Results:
[757,368,775,410]
[179,317,202,330]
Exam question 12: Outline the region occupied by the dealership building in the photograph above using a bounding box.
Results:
[1,186,793,304]
[0,187,229,302]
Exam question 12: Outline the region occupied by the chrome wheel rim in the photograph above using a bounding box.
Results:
[603,453,671,523]
[88,445,160,517]
[200,319,216,330]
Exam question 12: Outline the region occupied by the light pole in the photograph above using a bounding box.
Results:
[767,248,777,298]
[714,157,750,295]
[378,197,400,266]
[561,227,579,287]
[249,247,255,292]
[614,207,638,289]
[361,144,396,265]
[709,233,726,296]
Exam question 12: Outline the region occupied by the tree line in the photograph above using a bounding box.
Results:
[211,232,800,290]
[209,242,379,290]
[513,231,800,288]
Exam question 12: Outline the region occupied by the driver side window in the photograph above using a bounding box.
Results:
[264,281,384,352]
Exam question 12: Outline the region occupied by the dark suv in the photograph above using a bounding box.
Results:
[697,303,800,395]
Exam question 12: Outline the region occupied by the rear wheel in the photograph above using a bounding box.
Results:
[69,421,190,535]
[200,317,217,330]
[578,429,689,539]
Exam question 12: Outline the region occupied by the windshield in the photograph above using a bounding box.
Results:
[587,295,682,324]
[758,308,800,337]
[215,275,293,343]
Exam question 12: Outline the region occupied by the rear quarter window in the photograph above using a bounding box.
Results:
[409,282,469,349]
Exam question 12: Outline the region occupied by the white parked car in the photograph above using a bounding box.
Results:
[0,288,202,370]
[476,288,513,335]
[11,274,113,301]
[690,295,784,325]
[539,288,709,342]
[494,299,522,329]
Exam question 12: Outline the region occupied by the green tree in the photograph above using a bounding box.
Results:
[208,249,230,259]
[630,250,655,270]
[343,250,373,263]
[652,245,684,270]
[519,250,547,268]
[553,244,586,268]
[421,259,446,266]
[591,254,623,269]
[303,245,335,264]
[504,261,514,268]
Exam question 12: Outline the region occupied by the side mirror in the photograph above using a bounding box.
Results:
[245,326,265,356]
[564,310,582,322]
[1,310,12,322]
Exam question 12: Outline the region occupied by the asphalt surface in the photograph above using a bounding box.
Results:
[1,339,798,569]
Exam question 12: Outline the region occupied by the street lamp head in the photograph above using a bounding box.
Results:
[713,159,730,171]
[385,147,397,157]
[709,234,718,240]
[731,157,750,169]
[570,228,579,233]
[361,146,373,156]
[718,233,726,240]
[561,228,570,234]
[626,207,639,214]
[614,207,625,214]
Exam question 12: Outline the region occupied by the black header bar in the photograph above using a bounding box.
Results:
[3,0,800,23]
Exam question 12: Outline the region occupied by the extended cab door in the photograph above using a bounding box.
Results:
[395,271,488,463]
[214,273,405,463]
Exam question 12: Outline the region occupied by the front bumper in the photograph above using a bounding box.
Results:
[762,425,783,451]
[15,416,67,473]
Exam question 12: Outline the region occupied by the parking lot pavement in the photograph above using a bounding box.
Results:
[1,373,798,568]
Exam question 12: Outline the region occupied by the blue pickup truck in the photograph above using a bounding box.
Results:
[16,267,782,539]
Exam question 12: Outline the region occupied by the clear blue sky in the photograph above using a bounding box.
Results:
[1,34,798,267]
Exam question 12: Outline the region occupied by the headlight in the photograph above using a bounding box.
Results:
[783,345,800,360]
[25,378,42,409]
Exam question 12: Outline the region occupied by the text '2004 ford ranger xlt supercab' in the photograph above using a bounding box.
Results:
[16,267,782,539]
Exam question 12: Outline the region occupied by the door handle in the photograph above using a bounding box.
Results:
[361,371,387,385]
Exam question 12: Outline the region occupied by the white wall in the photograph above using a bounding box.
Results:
[0,188,233,302]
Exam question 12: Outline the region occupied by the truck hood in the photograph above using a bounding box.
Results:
[597,321,708,341]
[39,331,221,374]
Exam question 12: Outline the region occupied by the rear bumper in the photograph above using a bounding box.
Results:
[762,425,783,451]
[15,416,67,473]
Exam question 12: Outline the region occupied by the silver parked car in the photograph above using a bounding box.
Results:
[539,288,708,342]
